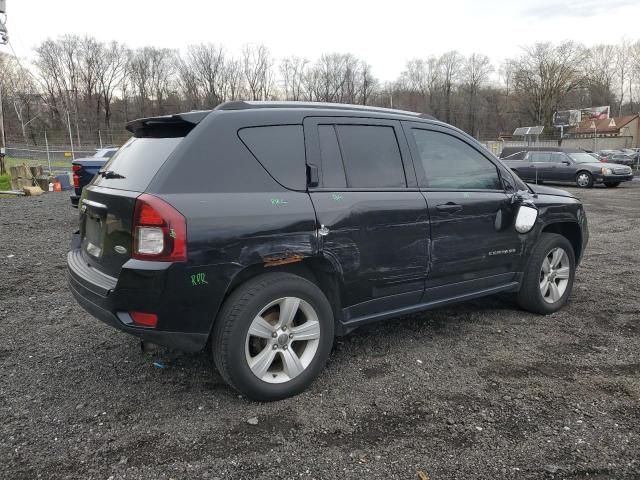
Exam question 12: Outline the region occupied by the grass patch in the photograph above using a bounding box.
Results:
[0,174,11,191]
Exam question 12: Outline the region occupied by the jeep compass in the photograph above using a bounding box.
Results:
[68,101,589,401]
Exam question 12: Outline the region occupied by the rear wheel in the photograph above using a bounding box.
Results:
[604,182,621,188]
[575,171,593,188]
[212,272,334,401]
[517,233,575,314]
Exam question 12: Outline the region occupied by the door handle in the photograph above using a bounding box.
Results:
[436,202,462,213]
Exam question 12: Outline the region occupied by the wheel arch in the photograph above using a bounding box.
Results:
[541,221,583,262]
[209,256,347,341]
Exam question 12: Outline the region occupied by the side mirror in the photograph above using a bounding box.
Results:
[515,205,538,233]
[562,160,571,165]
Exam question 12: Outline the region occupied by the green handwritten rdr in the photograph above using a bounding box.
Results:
[191,272,208,286]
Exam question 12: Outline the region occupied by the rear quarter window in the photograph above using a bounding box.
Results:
[238,125,306,190]
[92,137,183,191]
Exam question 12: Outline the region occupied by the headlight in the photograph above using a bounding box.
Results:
[601,167,612,175]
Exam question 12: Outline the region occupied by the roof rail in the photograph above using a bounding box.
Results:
[215,101,435,120]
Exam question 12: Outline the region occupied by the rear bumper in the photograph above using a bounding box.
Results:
[67,247,209,352]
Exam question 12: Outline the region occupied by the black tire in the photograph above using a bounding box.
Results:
[212,272,334,401]
[604,182,621,188]
[517,233,576,315]
[575,171,593,188]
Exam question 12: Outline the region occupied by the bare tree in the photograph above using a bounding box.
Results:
[463,53,493,136]
[585,44,616,108]
[129,46,176,116]
[615,40,631,115]
[97,41,129,134]
[508,42,586,127]
[223,59,244,101]
[182,43,226,107]
[242,44,273,101]
[438,51,463,123]
[280,56,308,101]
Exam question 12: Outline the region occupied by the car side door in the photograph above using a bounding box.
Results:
[525,151,549,183]
[304,117,430,321]
[403,122,523,298]
[550,152,576,182]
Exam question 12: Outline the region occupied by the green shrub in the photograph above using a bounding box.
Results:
[0,174,11,191]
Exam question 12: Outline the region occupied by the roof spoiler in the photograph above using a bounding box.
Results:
[126,111,211,137]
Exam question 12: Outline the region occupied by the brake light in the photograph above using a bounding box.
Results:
[72,165,81,188]
[132,194,187,262]
[130,311,158,328]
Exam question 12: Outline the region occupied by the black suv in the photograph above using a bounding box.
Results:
[68,102,589,401]
[501,148,633,188]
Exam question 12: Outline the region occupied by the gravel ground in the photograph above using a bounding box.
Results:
[1,183,639,480]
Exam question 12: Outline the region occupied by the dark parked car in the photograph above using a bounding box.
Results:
[70,147,119,206]
[502,149,633,188]
[608,153,635,167]
[68,102,589,401]
[596,150,635,167]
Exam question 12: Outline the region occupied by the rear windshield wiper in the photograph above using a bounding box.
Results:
[98,170,126,179]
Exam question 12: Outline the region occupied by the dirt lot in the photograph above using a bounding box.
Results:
[1,183,639,480]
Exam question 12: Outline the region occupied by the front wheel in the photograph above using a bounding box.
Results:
[517,233,576,315]
[604,182,621,188]
[575,171,593,188]
[212,272,334,401]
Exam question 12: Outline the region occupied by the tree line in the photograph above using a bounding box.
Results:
[1,35,640,146]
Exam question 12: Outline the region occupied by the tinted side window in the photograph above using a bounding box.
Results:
[412,129,502,190]
[238,125,306,190]
[335,125,406,188]
[318,125,347,188]
[528,152,550,163]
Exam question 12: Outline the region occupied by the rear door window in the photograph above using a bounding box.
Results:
[335,125,406,188]
[528,152,551,163]
[92,137,183,191]
[238,125,306,190]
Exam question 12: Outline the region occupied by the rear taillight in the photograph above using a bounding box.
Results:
[72,164,81,188]
[132,194,187,262]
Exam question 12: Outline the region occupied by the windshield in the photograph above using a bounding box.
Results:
[568,152,597,163]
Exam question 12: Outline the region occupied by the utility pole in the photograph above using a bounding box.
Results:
[0,82,6,175]
[44,129,51,174]
[66,110,75,160]
[0,1,8,175]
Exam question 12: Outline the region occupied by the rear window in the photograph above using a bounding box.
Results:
[92,137,182,191]
[238,125,306,190]
[335,125,406,188]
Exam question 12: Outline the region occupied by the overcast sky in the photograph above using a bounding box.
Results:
[6,0,640,81]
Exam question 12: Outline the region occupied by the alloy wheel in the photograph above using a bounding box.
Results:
[576,173,591,187]
[539,247,570,304]
[245,297,321,384]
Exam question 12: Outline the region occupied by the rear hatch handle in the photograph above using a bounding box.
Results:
[81,198,108,218]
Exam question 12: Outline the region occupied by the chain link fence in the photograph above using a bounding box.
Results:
[4,129,131,171]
